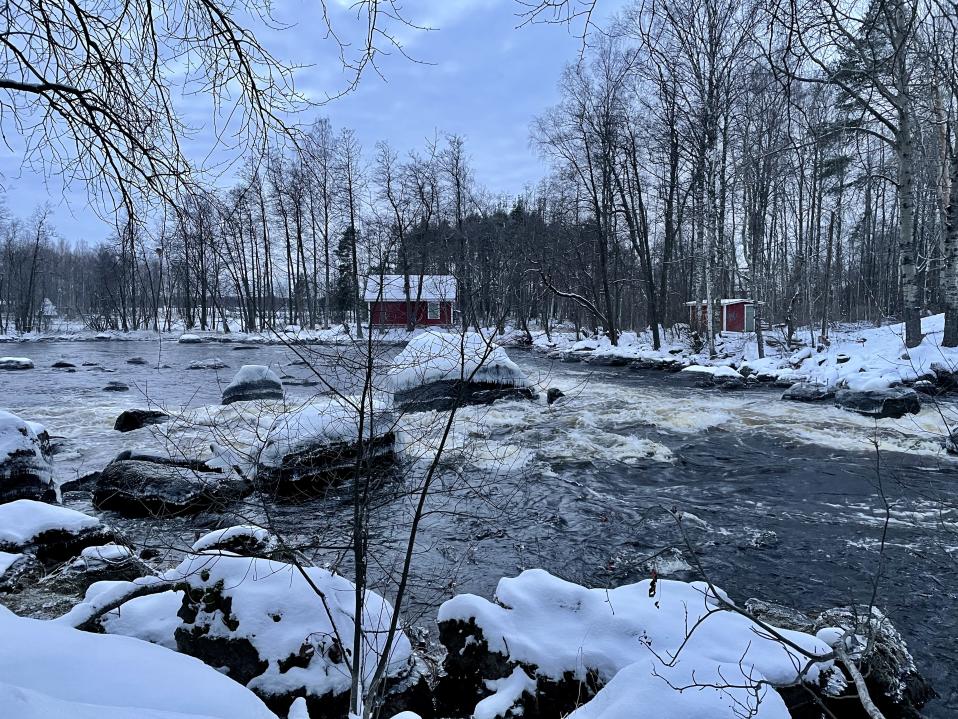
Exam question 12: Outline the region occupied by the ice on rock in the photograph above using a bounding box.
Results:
[0,604,277,719]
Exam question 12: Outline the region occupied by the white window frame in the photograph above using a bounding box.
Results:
[427,301,441,320]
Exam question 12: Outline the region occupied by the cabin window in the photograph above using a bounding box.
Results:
[427,301,441,320]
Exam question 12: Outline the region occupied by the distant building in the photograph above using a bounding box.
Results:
[684,298,759,334]
[364,275,457,327]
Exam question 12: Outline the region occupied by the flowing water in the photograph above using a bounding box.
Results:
[3,341,957,716]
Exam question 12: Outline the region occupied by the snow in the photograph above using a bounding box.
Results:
[288,697,311,719]
[439,569,836,711]
[168,554,414,700]
[191,525,276,553]
[0,357,33,369]
[0,604,277,719]
[97,585,185,650]
[681,364,741,378]
[0,551,24,576]
[473,667,536,719]
[0,500,102,547]
[363,274,457,302]
[564,657,790,719]
[388,331,531,393]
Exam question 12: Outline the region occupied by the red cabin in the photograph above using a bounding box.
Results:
[365,274,457,327]
[684,298,759,334]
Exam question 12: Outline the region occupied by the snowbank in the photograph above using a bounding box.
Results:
[438,569,838,718]
[0,605,277,719]
[388,331,531,394]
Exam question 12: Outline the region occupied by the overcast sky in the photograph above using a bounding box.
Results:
[0,0,625,245]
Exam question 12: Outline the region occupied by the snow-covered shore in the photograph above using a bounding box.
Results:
[531,314,958,394]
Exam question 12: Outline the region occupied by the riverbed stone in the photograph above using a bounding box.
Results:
[113,409,170,433]
[0,357,33,370]
[546,388,565,406]
[834,388,921,419]
[394,380,536,414]
[127,356,148,365]
[103,381,130,392]
[51,361,76,369]
[222,365,284,404]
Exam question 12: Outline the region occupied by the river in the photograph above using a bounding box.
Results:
[2,340,956,716]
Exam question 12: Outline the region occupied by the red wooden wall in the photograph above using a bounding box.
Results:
[368,300,453,326]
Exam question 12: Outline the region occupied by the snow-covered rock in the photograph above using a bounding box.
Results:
[834,388,921,419]
[178,333,203,344]
[0,551,39,592]
[93,456,245,517]
[170,554,428,718]
[103,380,130,392]
[389,331,535,412]
[0,604,278,719]
[191,525,278,556]
[113,408,170,433]
[188,357,229,370]
[223,365,285,404]
[45,543,150,595]
[436,569,837,719]
[0,500,113,564]
[782,382,836,402]
[0,357,33,370]
[0,410,55,504]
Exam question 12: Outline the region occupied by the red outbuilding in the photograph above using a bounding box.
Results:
[684,298,759,334]
[365,274,457,327]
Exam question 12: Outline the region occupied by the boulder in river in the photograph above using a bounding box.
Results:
[388,331,536,413]
[0,500,114,565]
[191,525,279,556]
[0,357,33,370]
[103,381,130,392]
[113,409,170,433]
[92,456,246,517]
[782,382,836,402]
[222,365,284,404]
[834,387,920,419]
[0,551,40,592]
[127,356,148,365]
[0,410,56,504]
[546,388,565,406]
[178,333,203,344]
[187,357,228,370]
[51,360,76,369]
[170,554,430,719]
[746,599,936,719]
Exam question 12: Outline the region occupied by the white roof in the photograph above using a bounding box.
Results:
[363,275,457,302]
[684,298,755,306]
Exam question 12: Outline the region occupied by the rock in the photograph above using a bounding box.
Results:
[222,365,284,404]
[113,409,170,433]
[0,410,56,504]
[0,500,114,565]
[187,357,228,370]
[233,345,260,351]
[912,379,938,395]
[127,356,148,365]
[44,543,150,595]
[834,388,921,419]
[394,380,536,413]
[51,361,76,369]
[546,388,565,406]
[0,551,41,592]
[782,382,836,402]
[946,431,958,455]
[170,554,430,719]
[178,333,203,344]
[191,525,279,556]
[584,354,630,367]
[716,376,746,390]
[930,362,958,392]
[103,381,130,392]
[0,357,33,370]
[836,354,851,364]
[92,457,245,517]
[59,471,100,494]
[748,601,936,719]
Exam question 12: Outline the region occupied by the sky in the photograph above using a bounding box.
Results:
[0,0,626,246]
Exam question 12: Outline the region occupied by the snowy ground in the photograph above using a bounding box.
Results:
[532,314,958,393]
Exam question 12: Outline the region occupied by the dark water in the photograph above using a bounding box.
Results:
[2,341,956,716]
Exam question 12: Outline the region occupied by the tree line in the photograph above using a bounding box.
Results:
[3,0,958,358]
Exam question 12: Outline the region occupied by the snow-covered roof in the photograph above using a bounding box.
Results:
[363,274,457,302]
[684,298,758,306]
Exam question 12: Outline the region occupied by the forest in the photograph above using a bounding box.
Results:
[3,0,957,357]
